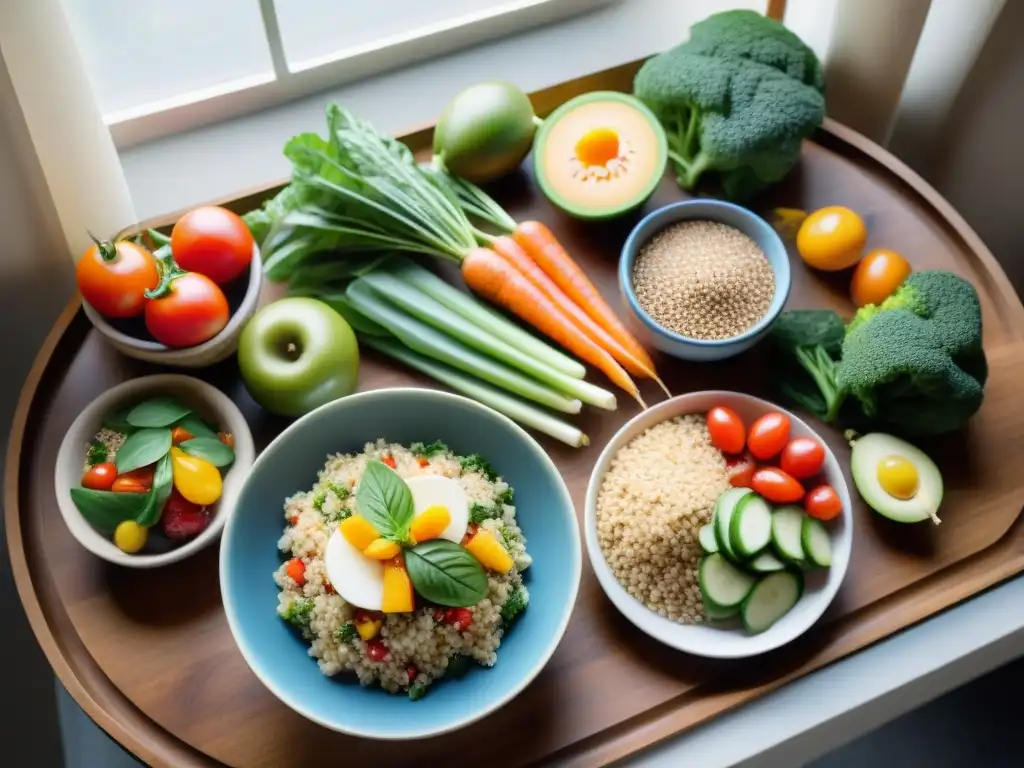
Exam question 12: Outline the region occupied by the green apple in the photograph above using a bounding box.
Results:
[238,297,359,416]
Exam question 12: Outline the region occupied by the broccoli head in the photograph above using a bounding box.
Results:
[634,11,825,201]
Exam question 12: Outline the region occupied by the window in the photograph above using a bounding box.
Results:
[60,0,615,147]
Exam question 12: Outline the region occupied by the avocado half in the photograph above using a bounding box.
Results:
[533,91,667,220]
[850,433,944,524]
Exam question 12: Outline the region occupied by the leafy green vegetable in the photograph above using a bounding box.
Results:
[102,407,135,434]
[136,454,173,528]
[469,502,501,525]
[70,487,150,532]
[446,654,472,678]
[771,310,847,420]
[459,454,498,482]
[327,481,351,500]
[312,489,328,513]
[179,437,235,467]
[355,460,414,540]
[115,428,172,474]
[126,397,191,428]
[280,597,315,631]
[498,523,517,551]
[172,413,219,440]
[408,682,428,701]
[495,486,513,506]
[86,440,108,466]
[333,622,358,643]
[410,440,450,457]
[500,584,529,626]
[405,539,487,607]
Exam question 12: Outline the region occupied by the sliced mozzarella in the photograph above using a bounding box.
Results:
[405,475,469,543]
[324,529,383,610]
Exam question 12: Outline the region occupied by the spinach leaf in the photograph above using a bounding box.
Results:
[405,539,487,607]
[127,397,191,428]
[102,407,135,434]
[179,437,235,467]
[136,454,173,528]
[115,428,172,474]
[355,460,414,540]
[70,487,150,533]
[173,413,219,440]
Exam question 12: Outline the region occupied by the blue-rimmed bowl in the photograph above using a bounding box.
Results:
[219,388,581,740]
[619,200,791,362]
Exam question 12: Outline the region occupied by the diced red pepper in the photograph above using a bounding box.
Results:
[286,558,306,586]
[417,457,429,468]
[444,607,473,632]
[382,455,397,469]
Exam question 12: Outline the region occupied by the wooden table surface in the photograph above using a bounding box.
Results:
[7,61,1024,767]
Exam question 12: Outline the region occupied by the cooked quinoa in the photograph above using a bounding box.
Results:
[632,220,775,340]
[595,414,730,623]
[82,428,126,472]
[274,439,531,699]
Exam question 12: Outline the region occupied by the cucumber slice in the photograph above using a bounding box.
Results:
[698,524,719,554]
[702,596,739,621]
[729,494,772,558]
[747,550,787,573]
[741,570,803,634]
[771,505,806,566]
[713,488,752,562]
[801,517,833,567]
[699,553,756,609]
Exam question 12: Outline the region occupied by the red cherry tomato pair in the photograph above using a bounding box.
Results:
[707,408,797,461]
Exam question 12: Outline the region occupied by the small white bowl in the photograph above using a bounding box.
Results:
[54,374,255,568]
[82,245,262,369]
[584,391,852,658]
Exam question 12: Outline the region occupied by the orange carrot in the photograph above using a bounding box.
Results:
[490,235,668,396]
[461,248,645,406]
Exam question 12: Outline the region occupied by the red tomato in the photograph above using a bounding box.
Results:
[748,412,791,460]
[780,437,826,479]
[75,239,159,318]
[752,467,804,504]
[171,206,254,285]
[145,272,229,348]
[726,452,756,488]
[366,638,390,662]
[805,485,843,520]
[444,607,474,632]
[706,406,745,454]
[81,462,117,491]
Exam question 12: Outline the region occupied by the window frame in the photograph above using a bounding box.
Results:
[105,0,616,148]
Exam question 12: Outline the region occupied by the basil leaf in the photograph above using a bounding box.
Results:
[179,437,234,467]
[136,453,173,527]
[102,407,135,434]
[127,397,191,428]
[173,413,219,440]
[405,540,487,607]
[355,460,414,539]
[115,428,172,474]
[70,487,150,533]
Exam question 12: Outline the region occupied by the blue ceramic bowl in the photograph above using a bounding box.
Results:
[220,388,581,740]
[619,200,791,362]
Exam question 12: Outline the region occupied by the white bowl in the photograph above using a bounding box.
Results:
[584,391,853,658]
[54,374,255,568]
[82,245,262,369]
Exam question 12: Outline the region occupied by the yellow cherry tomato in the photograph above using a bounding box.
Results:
[796,206,867,271]
[851,249,912,307]
[114,520,148,554]
[170,447,222,505]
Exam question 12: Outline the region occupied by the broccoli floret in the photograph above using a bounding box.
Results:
[495,486,514,506]
[459,454,498,482]
[771,310,846,420]
[498,523,517,551]
[634,11,825,200]
[313,481,351,519]
[500,585,529,626]
[86,440,108,466]
[279,598,315,632]
[469,502,501,524]
[410,440,450,457]
[333,621,358,643]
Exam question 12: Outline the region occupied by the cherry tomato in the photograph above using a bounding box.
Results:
[796,206,867,272]
[75,238,159,318]
[171,206,254,285]
[748,412,791,460]
[217,432,235,449]
[145,272,229,348]
[851,249,912,308]
[171,426,195,444]
[752,467,805,504]
[707,406,746,454]
[805,485,843,520]
[111,476,148,493]
[366,638,390,662]
[443,607,474,632]
[726,452,756,488]
[780,437,826,479]
[286,558,306,586]
[119,465,155,489]
[81,462,117,491]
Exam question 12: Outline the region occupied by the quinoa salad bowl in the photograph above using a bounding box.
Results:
[583,391,853,659]
[220,388,581,739]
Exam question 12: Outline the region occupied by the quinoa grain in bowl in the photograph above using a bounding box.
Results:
[275,439,531,701]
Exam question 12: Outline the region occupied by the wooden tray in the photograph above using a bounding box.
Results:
[8,60,1024,768]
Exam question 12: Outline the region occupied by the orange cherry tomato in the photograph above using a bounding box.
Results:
[171,206,254,285]
[796,206,867,272]
[706,406,746,454]
[217,432,235,449]
[850,249,912,308]
[112,476,148,493]
[75,238,159,318]
[145,272,229,348]
[171,426,195,444]
[805,484,843,520]
[120,465,155,488]
[81,462,117,491]
[752,467,805,504]
[747,412,791,461]
[726,452,756,488]
[780,437,826,479]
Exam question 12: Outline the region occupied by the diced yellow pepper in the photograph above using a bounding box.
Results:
[339,514,380,551]
[409,504,450,544]
[355,617,382,640]
[381,556,415,613]
[363,538,401,560]
[465,529,513,573]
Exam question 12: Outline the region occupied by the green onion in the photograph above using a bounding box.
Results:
[345,280,582,414]
[361,337,589,448]
[387,258,586,380]
[357,271,616,411]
